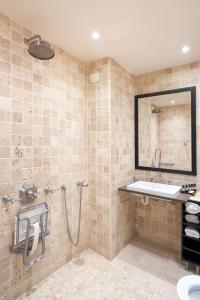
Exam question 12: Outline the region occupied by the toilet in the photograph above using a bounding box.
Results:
[177,275,200,300]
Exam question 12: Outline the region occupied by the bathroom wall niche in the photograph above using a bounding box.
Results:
[135,86,196,175]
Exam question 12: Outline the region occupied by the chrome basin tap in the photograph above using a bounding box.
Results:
[151,172,162,183]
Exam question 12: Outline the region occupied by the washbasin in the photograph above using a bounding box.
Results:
[127,181,181,197]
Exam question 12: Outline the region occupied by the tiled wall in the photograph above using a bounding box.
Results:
[88,58,111,258]
[110,59,135,258]
[133,197,182,252]
[133,62,200,252]
[139,101,191,171]
[159,104,191,171]
[0,13,89,300]
[138,100,152,166]
[88,58,135,258]
[1,9,200,300]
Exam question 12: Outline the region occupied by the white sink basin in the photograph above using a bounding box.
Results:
[127,181,181,197]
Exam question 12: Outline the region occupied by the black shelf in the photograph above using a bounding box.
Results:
[182,250,200,266]
[183,210,200,216]
[182,203,200,266]
[183,234,200,243]
[183,246,200,255]
[183,222,200,229]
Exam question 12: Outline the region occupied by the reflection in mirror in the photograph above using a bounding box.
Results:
[135,86,196,175]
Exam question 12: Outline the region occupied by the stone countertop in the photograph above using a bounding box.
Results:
[118,184,191,203]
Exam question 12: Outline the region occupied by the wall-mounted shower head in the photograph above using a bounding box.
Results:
[151,105,161,113]
[24,35,55,60]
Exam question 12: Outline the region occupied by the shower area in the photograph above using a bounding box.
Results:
[0,21,90,300]
[0,12,135,300]
[150,103,191,171]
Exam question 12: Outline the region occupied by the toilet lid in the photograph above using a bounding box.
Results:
[177,275,200,300]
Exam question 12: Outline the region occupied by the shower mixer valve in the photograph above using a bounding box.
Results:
[19,184,37,203]
[2,184,38,204]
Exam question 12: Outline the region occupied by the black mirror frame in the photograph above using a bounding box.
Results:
[135,86,197,176]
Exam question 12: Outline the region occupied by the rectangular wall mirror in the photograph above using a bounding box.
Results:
[135,86,196,175]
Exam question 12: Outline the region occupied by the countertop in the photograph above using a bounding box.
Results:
[118,184,191,203]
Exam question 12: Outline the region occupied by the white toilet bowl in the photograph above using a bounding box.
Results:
[177,275,200,300]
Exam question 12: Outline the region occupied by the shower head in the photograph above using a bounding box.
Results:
[24,35,55,60]
[151,105,161,113]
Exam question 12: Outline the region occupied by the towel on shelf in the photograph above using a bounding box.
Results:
[185,226,200,239]
[185,202,200,214]
[185,214,199,224]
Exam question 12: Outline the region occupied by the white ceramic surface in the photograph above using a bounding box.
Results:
[177,275,200,300]
[127,181,181,197]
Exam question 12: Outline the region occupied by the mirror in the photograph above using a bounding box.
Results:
[135,86,196,175]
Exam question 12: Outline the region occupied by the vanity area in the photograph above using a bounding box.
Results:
[119,85,200,272]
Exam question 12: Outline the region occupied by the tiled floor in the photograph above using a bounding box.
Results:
[18,239,191,300]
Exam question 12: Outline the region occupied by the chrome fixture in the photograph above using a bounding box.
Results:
[44,186,61,194]
[62,181,88,246]
[11,202,49,266]
[151,105,161,113]
[2,195,16,204]
[151,172,162,183]
[19,184,37,203]
[44,182,87,246]
[153,148,161,168]
[77,180,88,187]
[2,184,38,204]
[24,35,55,60]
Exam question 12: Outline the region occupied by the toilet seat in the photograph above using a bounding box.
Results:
[177,275,200,300]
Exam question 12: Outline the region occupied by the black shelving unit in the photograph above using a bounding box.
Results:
[181,201,200,272]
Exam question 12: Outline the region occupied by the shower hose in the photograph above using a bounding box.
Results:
[61,183,83,246]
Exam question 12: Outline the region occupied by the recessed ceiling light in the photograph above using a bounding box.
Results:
[171,100,175,104]
[181,46,190,53]
[91,31,100,40]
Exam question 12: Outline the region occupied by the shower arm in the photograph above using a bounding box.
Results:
[24,35,42,44]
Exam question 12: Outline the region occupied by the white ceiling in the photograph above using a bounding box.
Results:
[1,0,200,74]
[150,92,191,107]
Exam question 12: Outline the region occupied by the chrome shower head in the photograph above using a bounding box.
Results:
[151,105,161,113]
[24,35,55,60]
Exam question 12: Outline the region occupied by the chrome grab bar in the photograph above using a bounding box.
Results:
[153,148,161,168]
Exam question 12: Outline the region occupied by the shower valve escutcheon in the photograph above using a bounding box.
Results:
[2,184,38,204]
[19,184,37,203]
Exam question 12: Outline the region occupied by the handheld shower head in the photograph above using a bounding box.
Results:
[24,35,55,60]
[77,180,88,187]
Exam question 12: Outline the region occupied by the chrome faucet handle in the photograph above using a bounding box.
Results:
[2,195,18,204]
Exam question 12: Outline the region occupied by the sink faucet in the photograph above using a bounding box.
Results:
[151,172,162,183]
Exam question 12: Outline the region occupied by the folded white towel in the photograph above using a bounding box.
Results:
[185,202,200,214]
[185,214,199,224]
[185,226,200,239]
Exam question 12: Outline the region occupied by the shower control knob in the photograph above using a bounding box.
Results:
[19,184,38,203]
[27,190,37,200]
